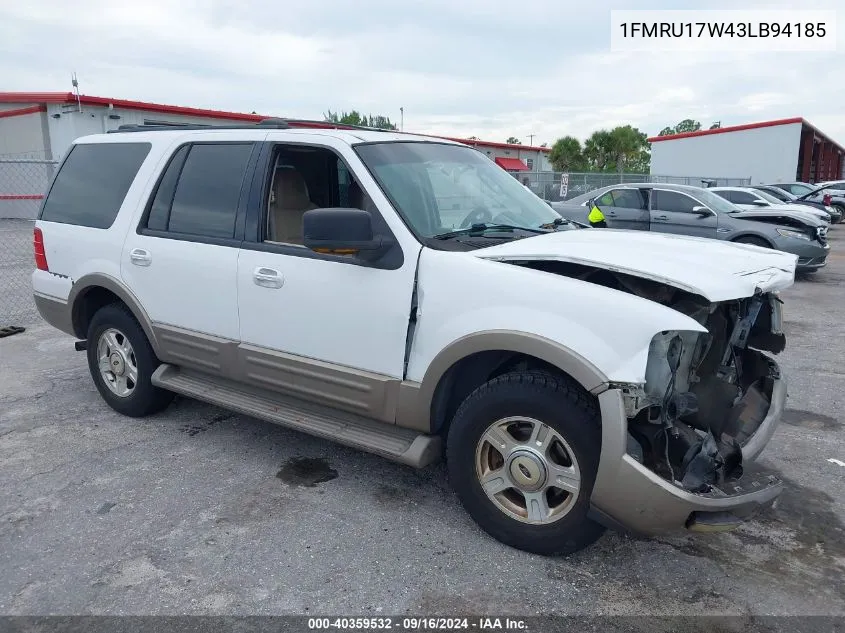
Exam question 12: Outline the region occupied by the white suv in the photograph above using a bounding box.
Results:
[33,121,795,555]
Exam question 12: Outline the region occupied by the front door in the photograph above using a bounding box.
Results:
[235,139,420,422]
[649,189,718,239]
[121,140,258,373]
[593,187,650,230]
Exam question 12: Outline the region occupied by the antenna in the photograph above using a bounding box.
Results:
[71,72,82,112]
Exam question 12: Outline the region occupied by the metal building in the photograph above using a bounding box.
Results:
[648,117,845,185]
[0,91,551,168]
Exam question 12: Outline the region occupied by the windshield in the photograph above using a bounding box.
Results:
[751,189,786,205]
[791,183,817,195]
[693,188,740,213]
[355,142,561,238]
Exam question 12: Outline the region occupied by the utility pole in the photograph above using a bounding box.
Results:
[527,133,535,146]
[400,107,404,132]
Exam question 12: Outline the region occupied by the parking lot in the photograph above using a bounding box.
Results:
[1,225,843,618]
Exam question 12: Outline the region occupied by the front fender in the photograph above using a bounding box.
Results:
[402,249,707,429]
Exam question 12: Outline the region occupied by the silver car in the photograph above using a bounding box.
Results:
[552,183,830,273]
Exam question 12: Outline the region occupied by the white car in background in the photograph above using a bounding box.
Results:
[710,186,832,224]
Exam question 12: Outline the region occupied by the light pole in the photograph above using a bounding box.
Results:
[400,107,404,132]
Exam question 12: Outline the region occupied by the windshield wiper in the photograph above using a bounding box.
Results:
[432,223,547,240]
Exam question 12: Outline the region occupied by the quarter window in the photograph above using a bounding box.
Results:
[41,143,151,229]
[731,191,758,205]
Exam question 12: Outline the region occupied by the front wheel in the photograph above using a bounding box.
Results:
[446,371,605,556]
[832,205,844,224]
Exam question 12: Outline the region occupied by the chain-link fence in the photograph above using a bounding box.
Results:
[519,172,752,202]
[1,159,57,326]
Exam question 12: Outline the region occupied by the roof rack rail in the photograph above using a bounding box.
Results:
[107,121,292,134]
[105,118,399,134]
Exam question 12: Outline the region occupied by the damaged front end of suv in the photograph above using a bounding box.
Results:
[625,289,785,496]
[507,256,790,534]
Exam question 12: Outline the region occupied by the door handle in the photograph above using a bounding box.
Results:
[654,214,668,221]
[129,248,152,266]
[253,267,284,289]
[606,211,617,216]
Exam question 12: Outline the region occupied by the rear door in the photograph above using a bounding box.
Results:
[593,187,649,230]
[121,139,260,375]
[649,189,718,238]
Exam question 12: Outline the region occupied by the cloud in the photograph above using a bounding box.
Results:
[1,0,843,147]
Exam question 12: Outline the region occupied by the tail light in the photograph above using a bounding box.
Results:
[33,227,48,271]
[823,193,832,206]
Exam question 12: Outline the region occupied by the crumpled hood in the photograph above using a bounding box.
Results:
[731,208,826,226]
[470,229,797,302]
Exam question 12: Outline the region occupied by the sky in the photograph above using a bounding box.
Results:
[1,0,842,146]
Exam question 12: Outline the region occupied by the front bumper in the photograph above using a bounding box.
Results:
[589,364,787,536]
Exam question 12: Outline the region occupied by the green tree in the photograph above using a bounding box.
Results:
[548,136,584,172]
[609,125,649,174]
[658,118,702,136]
[583,130,615,171]
[506,136,522,145]
[324,109,396,130]
[581,126,650,173]
[709,121,722,130]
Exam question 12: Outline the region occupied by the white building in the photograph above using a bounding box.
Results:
[649,117,845,185]
[0,91,552,218]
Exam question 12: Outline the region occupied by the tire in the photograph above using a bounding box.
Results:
[86,303,174,417]
[832,205,844,224]
[733,236,771,248]
[446,370,605,556]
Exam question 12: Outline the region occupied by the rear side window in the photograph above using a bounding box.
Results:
[611,189,645,209]
[143,143,253,239]
[40,143,151,229]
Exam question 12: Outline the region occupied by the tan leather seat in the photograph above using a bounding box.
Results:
[269,167,317,244]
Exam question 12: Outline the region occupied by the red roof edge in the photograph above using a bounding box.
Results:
[0,104,47,119]
[648,117,804,142]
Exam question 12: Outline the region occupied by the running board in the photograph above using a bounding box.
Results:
[151,364,442,468]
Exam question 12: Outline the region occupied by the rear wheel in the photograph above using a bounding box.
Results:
[446,370,605,556]
[733,236,771,248]
[86,303,174,417]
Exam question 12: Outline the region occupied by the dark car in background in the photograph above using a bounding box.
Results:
[765,182,845,223]
[754,184,841,223]
[552,183,830,272]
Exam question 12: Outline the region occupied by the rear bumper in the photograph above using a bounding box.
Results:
[33,292,75,337]
[590,367,786,536]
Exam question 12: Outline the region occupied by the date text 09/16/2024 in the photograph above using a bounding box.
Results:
[307,617,527,631]
[618,21,827,38]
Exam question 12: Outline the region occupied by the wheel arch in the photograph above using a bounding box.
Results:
[397,331,608,435]
[68,273,160,353]
[730,232,776,248]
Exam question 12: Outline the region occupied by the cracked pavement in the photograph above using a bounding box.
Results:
[0,229,843,618]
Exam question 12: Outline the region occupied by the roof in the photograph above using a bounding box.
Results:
[494,157,530,171]
[648,117,845,153]
[0,91,550,153]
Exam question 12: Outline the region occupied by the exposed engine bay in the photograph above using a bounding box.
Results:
[512,260,786,493]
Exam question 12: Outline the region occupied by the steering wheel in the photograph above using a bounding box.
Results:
[459,207,493,229]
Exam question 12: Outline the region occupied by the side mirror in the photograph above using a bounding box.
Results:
[751,199,768,206]
[303,208,392,260]
[692,205,712,217]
